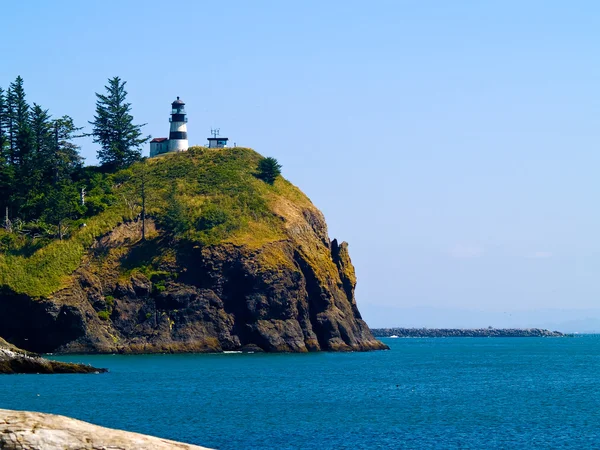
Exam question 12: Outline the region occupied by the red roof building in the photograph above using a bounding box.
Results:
[150,137,169,156]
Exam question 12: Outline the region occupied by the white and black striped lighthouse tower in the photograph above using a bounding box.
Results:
[168,97,188,152]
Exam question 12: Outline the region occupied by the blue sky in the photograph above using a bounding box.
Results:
[2,1,600,329]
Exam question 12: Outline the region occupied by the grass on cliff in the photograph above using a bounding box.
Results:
[0,147,312,297]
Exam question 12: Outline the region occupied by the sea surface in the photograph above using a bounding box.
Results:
[2,336,600,449]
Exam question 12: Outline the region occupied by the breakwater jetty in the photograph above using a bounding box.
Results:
[371,328,565,338]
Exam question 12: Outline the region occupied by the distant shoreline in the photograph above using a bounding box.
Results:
[371,328,566,338]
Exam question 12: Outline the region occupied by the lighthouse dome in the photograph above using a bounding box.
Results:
[172,96,185,106]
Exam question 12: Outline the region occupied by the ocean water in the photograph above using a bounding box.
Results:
[1,336,600,449]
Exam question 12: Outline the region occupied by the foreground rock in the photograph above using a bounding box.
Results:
[0,409,211,449]
[371,328,565,338]
[0,338,106,374]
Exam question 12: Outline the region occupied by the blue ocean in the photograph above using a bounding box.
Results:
[1,336,599,449]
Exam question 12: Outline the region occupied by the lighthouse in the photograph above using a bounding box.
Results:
[168,97,188,152]
[149,96,190,157]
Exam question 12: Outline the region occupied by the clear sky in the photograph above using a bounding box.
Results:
[2,1,600,330]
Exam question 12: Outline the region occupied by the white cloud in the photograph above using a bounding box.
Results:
[449,244,485,259]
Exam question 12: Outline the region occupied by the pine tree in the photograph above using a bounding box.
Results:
[0,88,13,216]
[29,104,54,186]
[256,156,282,185]
[5,86,15,165]
[53,115,83,181]
[8,76,33,169]
[90,76,149,170]
[4,77,34,217]
[0,88,8,159]
[44,180,80,240]
[30,104,53,157]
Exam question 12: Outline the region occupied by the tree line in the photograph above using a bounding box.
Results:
[0,75,149,241]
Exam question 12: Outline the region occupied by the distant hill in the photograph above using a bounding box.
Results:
[0,147,386,354]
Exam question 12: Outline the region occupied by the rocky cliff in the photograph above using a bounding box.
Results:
[0,148,386,354]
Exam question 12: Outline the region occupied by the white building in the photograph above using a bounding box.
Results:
[149,137,168,155]
[150,97,189,157]
[207,128,229,148]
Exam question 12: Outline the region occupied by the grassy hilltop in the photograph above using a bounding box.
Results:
[0,147,310,298]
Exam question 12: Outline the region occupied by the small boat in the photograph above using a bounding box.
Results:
[389,335,399,338]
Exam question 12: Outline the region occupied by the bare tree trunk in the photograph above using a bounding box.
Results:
[3,207,11,233]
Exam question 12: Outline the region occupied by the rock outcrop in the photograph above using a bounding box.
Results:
[0,338,106,374]
[0,409,211,449]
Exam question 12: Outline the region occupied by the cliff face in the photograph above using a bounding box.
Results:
[0,148,386,354]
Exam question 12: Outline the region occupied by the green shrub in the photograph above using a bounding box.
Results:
[159,192,193,235]
[113,169,133,185]
[98,310,110,321]
[85,197,107,216]
[149,271,171,282]
[196,203,229,231]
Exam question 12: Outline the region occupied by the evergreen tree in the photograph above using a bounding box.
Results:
[5,77,34,216]
[12,103,53,219]
[29,104,54,186]
[30,104,53,157]
[5,85,15,165]
[90,76,149,170]
[8,76,33,169]
[53,115,83,181]
[43,180,80,240]
[0,88,8,160]
[256,156,282,185]
[0,88,12,220]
